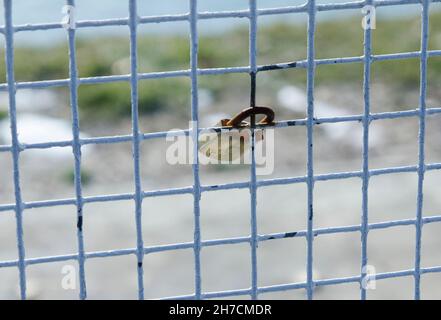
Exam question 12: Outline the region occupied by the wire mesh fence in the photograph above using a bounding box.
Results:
[0,0,441,300]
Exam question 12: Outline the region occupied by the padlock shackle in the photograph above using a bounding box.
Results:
[226,106,275,127]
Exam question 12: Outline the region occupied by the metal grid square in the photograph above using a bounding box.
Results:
[0,0,441,300]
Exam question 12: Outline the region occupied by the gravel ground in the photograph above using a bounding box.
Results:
[0,85,441,299]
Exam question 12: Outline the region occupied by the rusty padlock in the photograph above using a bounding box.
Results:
[199,106,275,164]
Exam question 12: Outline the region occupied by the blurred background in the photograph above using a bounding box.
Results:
[0,0,441,299]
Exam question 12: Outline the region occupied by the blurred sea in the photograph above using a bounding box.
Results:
[0,0,428,45]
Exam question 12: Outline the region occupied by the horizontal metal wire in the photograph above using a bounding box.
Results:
[0,49,440,92]
[161,264,441,300]
[1,161,441,213]
[0,0,440,35]
[1,106,440,153]
[1,213,440,270]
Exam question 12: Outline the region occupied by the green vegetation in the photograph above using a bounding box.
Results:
[0,110,8,121]
[2,11,440,120]
[62,168,93,186]
[77,79,190,119]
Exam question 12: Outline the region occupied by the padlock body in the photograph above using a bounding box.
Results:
[199,121,264,164]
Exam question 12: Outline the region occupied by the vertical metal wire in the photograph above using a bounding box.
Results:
[248,0,259,300]
[360,0,373,300]
[3,0,27,300]
[306,0,316,300]
[128,0,145,300]
[189,0,202,299]
[414,0,429,300]
[66,0,87,300]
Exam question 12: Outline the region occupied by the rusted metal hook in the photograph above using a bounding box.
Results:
[220,106,275,128]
